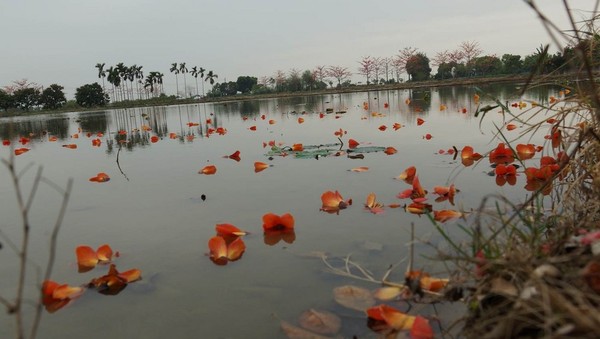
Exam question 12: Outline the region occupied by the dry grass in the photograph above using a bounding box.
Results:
[435,2,600,337]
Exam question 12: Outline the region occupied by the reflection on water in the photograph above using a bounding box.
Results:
[0,84,565,338]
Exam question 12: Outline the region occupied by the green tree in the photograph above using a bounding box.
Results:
[301,70,316,90]
[13,87,41,111]
[501,54,523,74]
[0,89,13,111]
[435,61,459,80]
[287,69,302,92]
[405,53,431,81]
[75,83,109,107]
[236,76,257,94]
[40,84,67,110]
[472,55,502,76]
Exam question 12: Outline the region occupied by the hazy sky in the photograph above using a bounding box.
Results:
[0,0,596,98]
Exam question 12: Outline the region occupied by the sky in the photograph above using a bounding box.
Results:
[0,0,597,98]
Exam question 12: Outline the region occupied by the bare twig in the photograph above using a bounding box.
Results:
[29,178,73,339]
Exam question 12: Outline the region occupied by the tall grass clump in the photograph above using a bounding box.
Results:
[434,2,600,337]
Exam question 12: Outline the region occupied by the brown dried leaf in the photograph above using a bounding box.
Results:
[333,285,375,311]
[280,320,332,339]
[298,309,341,335]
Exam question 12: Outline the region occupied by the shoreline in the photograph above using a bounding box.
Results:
[0,73,577,117]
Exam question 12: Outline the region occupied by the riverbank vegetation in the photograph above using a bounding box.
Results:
[432,3,600,337]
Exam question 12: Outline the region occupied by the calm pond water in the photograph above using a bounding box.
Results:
[0,84,562,338]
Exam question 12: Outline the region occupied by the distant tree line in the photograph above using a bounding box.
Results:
[0,80,67,111]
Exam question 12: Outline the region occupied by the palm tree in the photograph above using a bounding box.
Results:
[95,63,106,91]
[179,63,188,98]
[133,65,143,99]
[106,66,121,102]
[198,67,206,96]
[170,63,180,97]
[204,71,218,90]
[157,73,164,95]
[190,66,203,97]
[115,62,128,100]
[144,76,154,98]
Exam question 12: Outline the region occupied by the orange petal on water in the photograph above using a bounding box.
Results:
[461,146,474,159]
[366,304,415,330]
[96,244,113,262]
[396,166,416,184]
[516,143,536,160]
[412,175,427,200]
[433,210,463,223]
[410,316,434,339]
[420,276,449,292]
[42,280,60,299]
[249,125,257,131]
[14,148,29,155]
[268,119,276,125]
[378,125,387,131]
[254,161,269,173]
[297,117,304,124]
[417,118,425,126]
[348,139,359,148]
[279,213,295,229]
[52,284,84,300]
[3,139,10,146]
[407,202,432,215]
[292,143,304,151]
[199,165,217,175]
[118,268,142,283]
[321,190,346,210]
[208,236,228,260]
[393,123,402,130]
[76,245,98,269]
[150,136,159,143]
[384,147,397,155]
[89,172,110,182]
[216,223,247,237]
[365,193,384,213]
[89,264,128,295]
[226,237,246,261]
[506,124,517,131]
[169,133,178,139]
[228,150,241,162]
[263,212,295,230]
[350,167,369,172]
